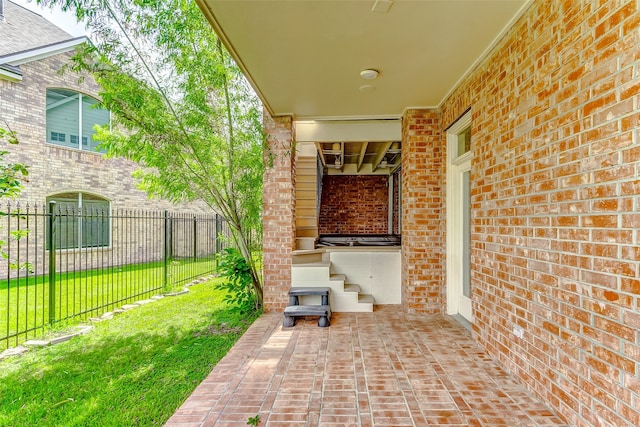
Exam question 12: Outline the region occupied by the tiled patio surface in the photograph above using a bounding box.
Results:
[165,306,568,427]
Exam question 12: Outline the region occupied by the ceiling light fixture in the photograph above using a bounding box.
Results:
[360,69,379,80]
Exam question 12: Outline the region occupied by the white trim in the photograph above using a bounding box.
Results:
[296,113,402,121]
[296,119,401,143]
[78,93,83,150]
[452,150,472,166]
[0,37,87,66]
[0,67,21,82]
[46,89,108,153]
[46,93,80,110]
[446,110,473,320]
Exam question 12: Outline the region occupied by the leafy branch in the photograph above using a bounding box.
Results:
[39,0,265,309]
[0,124,31,271]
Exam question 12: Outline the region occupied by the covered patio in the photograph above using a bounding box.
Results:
[165,309,566,427]
[182,0,640,425]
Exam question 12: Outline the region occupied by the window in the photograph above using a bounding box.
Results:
[50,131,66,142]
[457,126,471,157]
[46,193,110,250]
[46,89,110,153]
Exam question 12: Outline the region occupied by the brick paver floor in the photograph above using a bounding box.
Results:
[165,306,568,426]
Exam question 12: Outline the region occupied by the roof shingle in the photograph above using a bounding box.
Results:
[0,0,73,56]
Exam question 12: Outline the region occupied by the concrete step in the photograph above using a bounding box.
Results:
[296,194,317,203]
[297,174,317,183]
[329,273,346,282]
[296,226,318,238]
[297,159,317,168]
[344,283,361,293]
[289,258,374,313]
[331,290,373,312]
[296,214,317,220]
[359,294,375,304]
[296,207,317,217]
[296,237,316,250]
[296,217,317,228]
[296,165,317,174]
[296,183,317,193]
[292,249,325,264]
[292,260,331,282]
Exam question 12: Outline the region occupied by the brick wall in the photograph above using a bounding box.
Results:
[437,0,640,425]
[262,112,295,312]
[401,109,445,314]
[0,51,211,276]
[318,175,388,234]
[0,51,207,214]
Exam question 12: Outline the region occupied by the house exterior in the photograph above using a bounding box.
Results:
[0,1,209,273]
[0,0,196,211]
[199,0,640,425]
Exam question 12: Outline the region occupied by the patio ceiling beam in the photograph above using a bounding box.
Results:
[315,142,327,168]
[357,141,368,172]
[372,141,393,172]
[295,120,401,143]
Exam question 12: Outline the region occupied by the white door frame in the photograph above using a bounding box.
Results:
[446,111,473,321]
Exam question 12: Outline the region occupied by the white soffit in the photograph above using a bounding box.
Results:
[296,120,401,143]
[198,0,530,120]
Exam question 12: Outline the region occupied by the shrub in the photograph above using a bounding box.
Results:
[215,248,260,314]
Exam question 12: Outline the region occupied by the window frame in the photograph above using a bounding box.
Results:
[45,88,110,153]
[46,192,112,251]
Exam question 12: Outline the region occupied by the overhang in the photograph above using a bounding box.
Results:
[197,0,530,120]
[0,36,88,66]
[0,62,21,81]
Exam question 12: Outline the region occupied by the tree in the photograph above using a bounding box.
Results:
[0,125,30,270]
[39,0,265,309]
[0,126,28,200]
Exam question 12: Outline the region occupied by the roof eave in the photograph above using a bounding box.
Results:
[0,36,88,66]
[195,0,279,118]
[0,65,22,82]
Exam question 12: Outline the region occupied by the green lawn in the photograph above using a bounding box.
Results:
[1,257,216,349]
[0,279,255,427]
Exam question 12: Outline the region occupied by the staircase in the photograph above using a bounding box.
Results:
[295,154,320,250]
[292,250,374,312]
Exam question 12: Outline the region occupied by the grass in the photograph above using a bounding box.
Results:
[0,278,256,426]
[1,257,217,349]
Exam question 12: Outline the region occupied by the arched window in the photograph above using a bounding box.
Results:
[45,89,110,152]
[46,192,110,249]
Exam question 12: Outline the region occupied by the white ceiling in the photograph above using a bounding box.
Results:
[197,0,530,121]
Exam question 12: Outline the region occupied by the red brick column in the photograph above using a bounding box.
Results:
[401,109,445,313]
[262,111,295,312]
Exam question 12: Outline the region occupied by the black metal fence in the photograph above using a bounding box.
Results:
[1,202,233,351]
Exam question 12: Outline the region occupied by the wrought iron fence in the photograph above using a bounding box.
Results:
[0,202,233,351]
